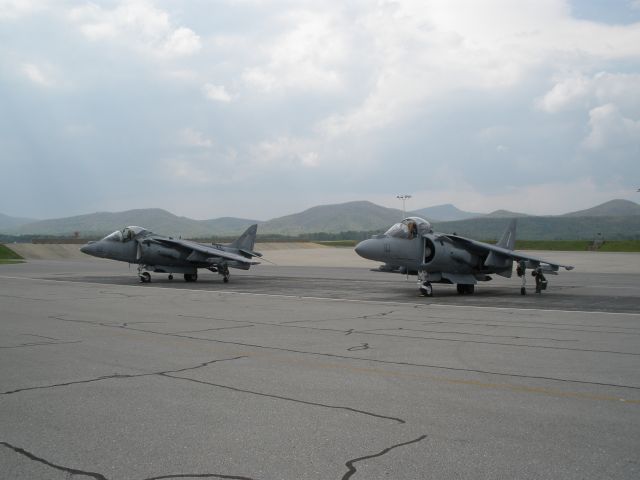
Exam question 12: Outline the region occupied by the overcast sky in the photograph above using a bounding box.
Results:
[1,0,639,220]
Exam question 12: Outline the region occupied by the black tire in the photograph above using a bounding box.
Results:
[521,287,526,295]
[420,282,433,297]
[140,272,151,283]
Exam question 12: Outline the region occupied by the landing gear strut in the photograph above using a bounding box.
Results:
[517,260,527,295]
[533,267,547,294]
[220,265,230,283]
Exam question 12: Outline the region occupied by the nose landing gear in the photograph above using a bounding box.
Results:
[137,265,151,283]
[418,270,433,297]
[139,271,151,283]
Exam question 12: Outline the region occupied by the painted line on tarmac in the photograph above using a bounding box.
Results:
[1,273,639,317]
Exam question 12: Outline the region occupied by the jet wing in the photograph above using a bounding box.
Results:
[149,237,259,265]
[443,234,574,271]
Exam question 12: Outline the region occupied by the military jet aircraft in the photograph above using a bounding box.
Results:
[81,224,261,283]
[355,217,573,296]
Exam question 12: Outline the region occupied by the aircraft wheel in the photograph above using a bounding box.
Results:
[420,282,433,297]
[457,284,465,294]
[184,273,198,282]
[139,272,151,283]
[521,287,526,295]
[168,274,173,280]
[223,276,229,283]
[466,284,475,294]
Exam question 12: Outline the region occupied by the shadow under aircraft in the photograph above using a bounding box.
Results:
[81,224,261,283]
[355,217,573,297]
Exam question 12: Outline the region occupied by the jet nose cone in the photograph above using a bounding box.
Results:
[355,239,378,260]
[80,241,98,257]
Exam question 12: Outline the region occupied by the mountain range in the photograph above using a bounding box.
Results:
[1,199,639,240]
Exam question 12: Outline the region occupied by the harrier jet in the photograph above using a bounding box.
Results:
[355,217,573,296]
[81,224,261,283]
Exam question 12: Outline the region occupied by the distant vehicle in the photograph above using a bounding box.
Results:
[81,225,261,283]
[355,217,573,296]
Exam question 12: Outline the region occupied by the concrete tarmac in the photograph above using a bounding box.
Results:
[1,250,639,479]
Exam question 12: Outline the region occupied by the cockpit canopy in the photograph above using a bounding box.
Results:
[104,226,149,242]
[384,217,432,239]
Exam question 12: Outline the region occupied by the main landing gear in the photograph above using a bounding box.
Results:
[184,273,198,282]
[456,284,475,295]
[219,265,230,283]
[517,261,548,295]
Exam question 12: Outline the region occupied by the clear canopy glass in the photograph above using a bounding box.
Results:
[384,217,432,238]
[103,226,148,242]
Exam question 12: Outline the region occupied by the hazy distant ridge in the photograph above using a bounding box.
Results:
[1,198,639,240]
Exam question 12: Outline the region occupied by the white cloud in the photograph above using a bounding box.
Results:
[582,103,640,150]
[203,83,233,103]
[242,10,349,92]
[69,0,201,58]
[538,72,640,113]
[537,74,591,113]
[0,0,45,20]
[21,62,53,87]
[178,128,213,148]
[316,0,640,137]
[252,136,320,169]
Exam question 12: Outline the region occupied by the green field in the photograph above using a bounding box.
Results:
[515,240,640,252]
[0,244,24,264]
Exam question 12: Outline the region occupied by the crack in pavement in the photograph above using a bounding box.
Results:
[176,314,638,356]
[0,340,81,349]
[1,356,246,395]
[0,441,259,480]
[341,434,427,480]
[0,351,404,423]
[49,316,640,391]
[0,441,108,479]
[160,373,405,424]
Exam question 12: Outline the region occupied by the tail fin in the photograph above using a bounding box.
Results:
[497,219,517,250]
[230,224,258,252]
[486,219,517,278]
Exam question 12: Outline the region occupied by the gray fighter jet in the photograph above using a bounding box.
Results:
[81,224,261,283]
[355,217,573,296]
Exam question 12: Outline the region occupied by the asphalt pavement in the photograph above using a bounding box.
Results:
[1,254,639,479]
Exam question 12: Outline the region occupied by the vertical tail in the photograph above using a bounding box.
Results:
[487,219,517,278]
[497,219,517,250]
[230,224,258,252]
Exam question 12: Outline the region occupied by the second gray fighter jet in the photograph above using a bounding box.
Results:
[81,224,261,283]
